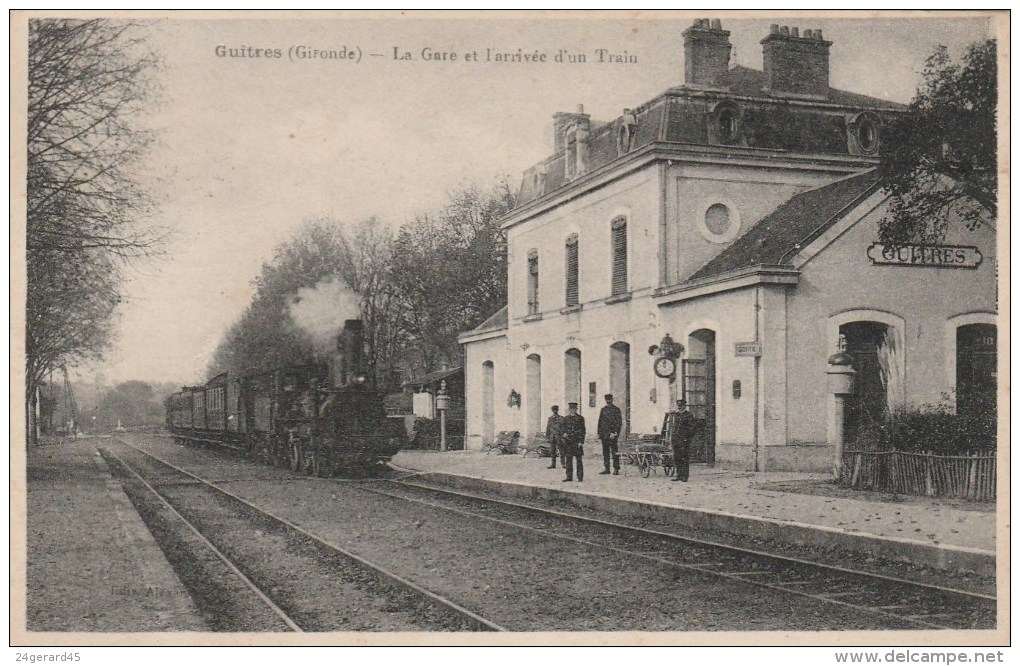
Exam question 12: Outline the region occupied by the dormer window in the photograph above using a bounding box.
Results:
[617,109,638,155]
[719,108,738,142]
[710,101,743,145]
[564,128,578,180]
[847,112,881,155]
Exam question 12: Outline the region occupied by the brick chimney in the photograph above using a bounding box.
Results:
[760,24,832,98]
[682,18,731,88]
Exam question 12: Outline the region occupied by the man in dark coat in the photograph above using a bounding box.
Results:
[561,402,586,482]
[545,405,565,469]
[597,394,623,475]
[662,398,698,482]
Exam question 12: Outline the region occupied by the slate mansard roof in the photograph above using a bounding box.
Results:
[515,65,904,207]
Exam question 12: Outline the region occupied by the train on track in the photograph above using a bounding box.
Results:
[165,319,402,476]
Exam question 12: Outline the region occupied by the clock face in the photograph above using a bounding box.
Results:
[654,357,676,378]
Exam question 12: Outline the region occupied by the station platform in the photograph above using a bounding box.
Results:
[392,449,996,577]
[25,438,207,634]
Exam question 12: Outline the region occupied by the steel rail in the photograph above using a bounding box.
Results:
[102,447,304,632]
[383,463,993,602]
[117,441,507,632]
[361,478,993,631]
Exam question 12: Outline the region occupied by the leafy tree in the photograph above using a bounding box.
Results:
[209,222,347,378]
[95,380,164,429]
[26,19,163,445]
[388,180,515,373]
[879,40,997,244]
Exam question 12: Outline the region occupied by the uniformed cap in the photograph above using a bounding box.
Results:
[568,402,579,408]
[551,405,560,412]
[604,394,614,400]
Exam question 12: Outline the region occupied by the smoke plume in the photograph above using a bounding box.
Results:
[288,277,361,352]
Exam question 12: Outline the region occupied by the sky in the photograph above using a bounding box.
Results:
[79,12,994,387]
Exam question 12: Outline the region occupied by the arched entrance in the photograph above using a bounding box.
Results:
[482,361,495,446]
[564,348,582,410]
[839,321,897,441]
[684,329,716,465]
[609,342,631,439]
[956,323,996,417]
[526,354,542,438]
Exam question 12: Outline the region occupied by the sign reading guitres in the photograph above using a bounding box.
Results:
[867,243,983,269]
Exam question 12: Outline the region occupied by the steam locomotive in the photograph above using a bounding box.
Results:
[165,320,402,476]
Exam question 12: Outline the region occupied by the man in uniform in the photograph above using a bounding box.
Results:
[597,394,623,475]
[545,405,565,469]
[561,402,586,482]
[662,398,698,482]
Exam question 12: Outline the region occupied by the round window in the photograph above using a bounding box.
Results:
[696,200,741,243]
[705,204,731,235]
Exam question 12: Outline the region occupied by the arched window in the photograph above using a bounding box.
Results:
[527,249,539,315]
[565,234,579,307]
[956,323,996,417]
[611,217,628,296]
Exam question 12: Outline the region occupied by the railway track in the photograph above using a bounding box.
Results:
[102,444,505,632]
[111,436,995,632]
[357,477,995,631]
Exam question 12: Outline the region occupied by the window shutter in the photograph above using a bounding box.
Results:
[527,249,539,315]
[611,218,628,295]
[565,235,579,306]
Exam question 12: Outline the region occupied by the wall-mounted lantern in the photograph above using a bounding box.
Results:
[507,389,521,408]
[650,333,684,380]
[648,333,684,359]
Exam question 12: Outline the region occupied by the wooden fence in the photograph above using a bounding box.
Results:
[839,450,996,501]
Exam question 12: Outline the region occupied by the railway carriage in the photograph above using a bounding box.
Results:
[165,319,402,475]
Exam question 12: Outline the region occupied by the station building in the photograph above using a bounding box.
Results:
[459,20,997,471]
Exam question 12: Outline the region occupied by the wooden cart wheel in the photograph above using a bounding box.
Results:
[663,465,674,477]
[639,456,651,478]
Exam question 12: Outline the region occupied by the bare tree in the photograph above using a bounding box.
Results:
[335,217,405,389]
[208,218,404,390]
[26,19,162,444]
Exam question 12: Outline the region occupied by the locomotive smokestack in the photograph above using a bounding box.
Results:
[333,319,366,387]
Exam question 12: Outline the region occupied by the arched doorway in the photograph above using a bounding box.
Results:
[609,342,631,439]
[526,354,542,438]
[564,348,582,411]
[839,321,897,441]
[684,329,716,465]
[956,323,996,417]
[482,361,495,446]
